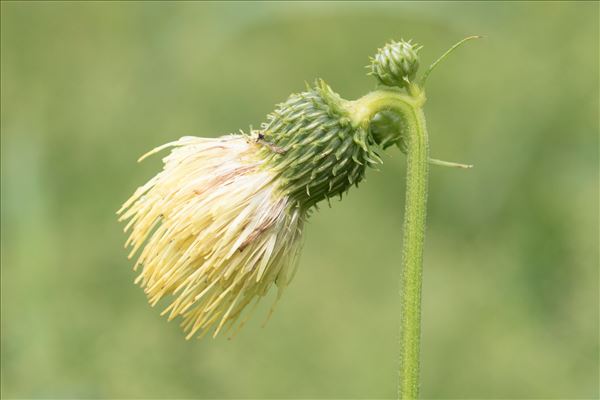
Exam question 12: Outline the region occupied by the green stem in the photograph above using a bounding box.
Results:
[350,88,429,399]
[398,106,428,399]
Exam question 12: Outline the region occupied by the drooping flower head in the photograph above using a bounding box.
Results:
[119,42,423,338]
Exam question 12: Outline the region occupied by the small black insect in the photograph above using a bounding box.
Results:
[255,132,286,154]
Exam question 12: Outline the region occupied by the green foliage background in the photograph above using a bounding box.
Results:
[1,2,598,398]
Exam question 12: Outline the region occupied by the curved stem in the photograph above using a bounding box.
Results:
[350,90,429,399]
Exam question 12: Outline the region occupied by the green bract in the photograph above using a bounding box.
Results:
[257,80,383,209]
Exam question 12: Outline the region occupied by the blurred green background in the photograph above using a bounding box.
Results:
[1,1,598,399]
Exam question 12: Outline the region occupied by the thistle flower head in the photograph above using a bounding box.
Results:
[119,81,384,338]
[370,40,422,88]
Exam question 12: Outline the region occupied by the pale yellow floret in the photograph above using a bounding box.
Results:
[118,135,304,339]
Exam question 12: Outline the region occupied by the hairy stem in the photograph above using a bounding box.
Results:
[398,106,428,399]
[350,88,429,399]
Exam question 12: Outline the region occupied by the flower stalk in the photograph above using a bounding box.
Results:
[397,106,428,400]
[360,36,480,398]
[350,86,429,399]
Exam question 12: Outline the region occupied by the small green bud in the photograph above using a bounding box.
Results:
[370,40,421,88]
[369,110,407,150]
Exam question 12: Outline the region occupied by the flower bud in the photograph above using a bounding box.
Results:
[369,110,406,150]
[370,40,421,88]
